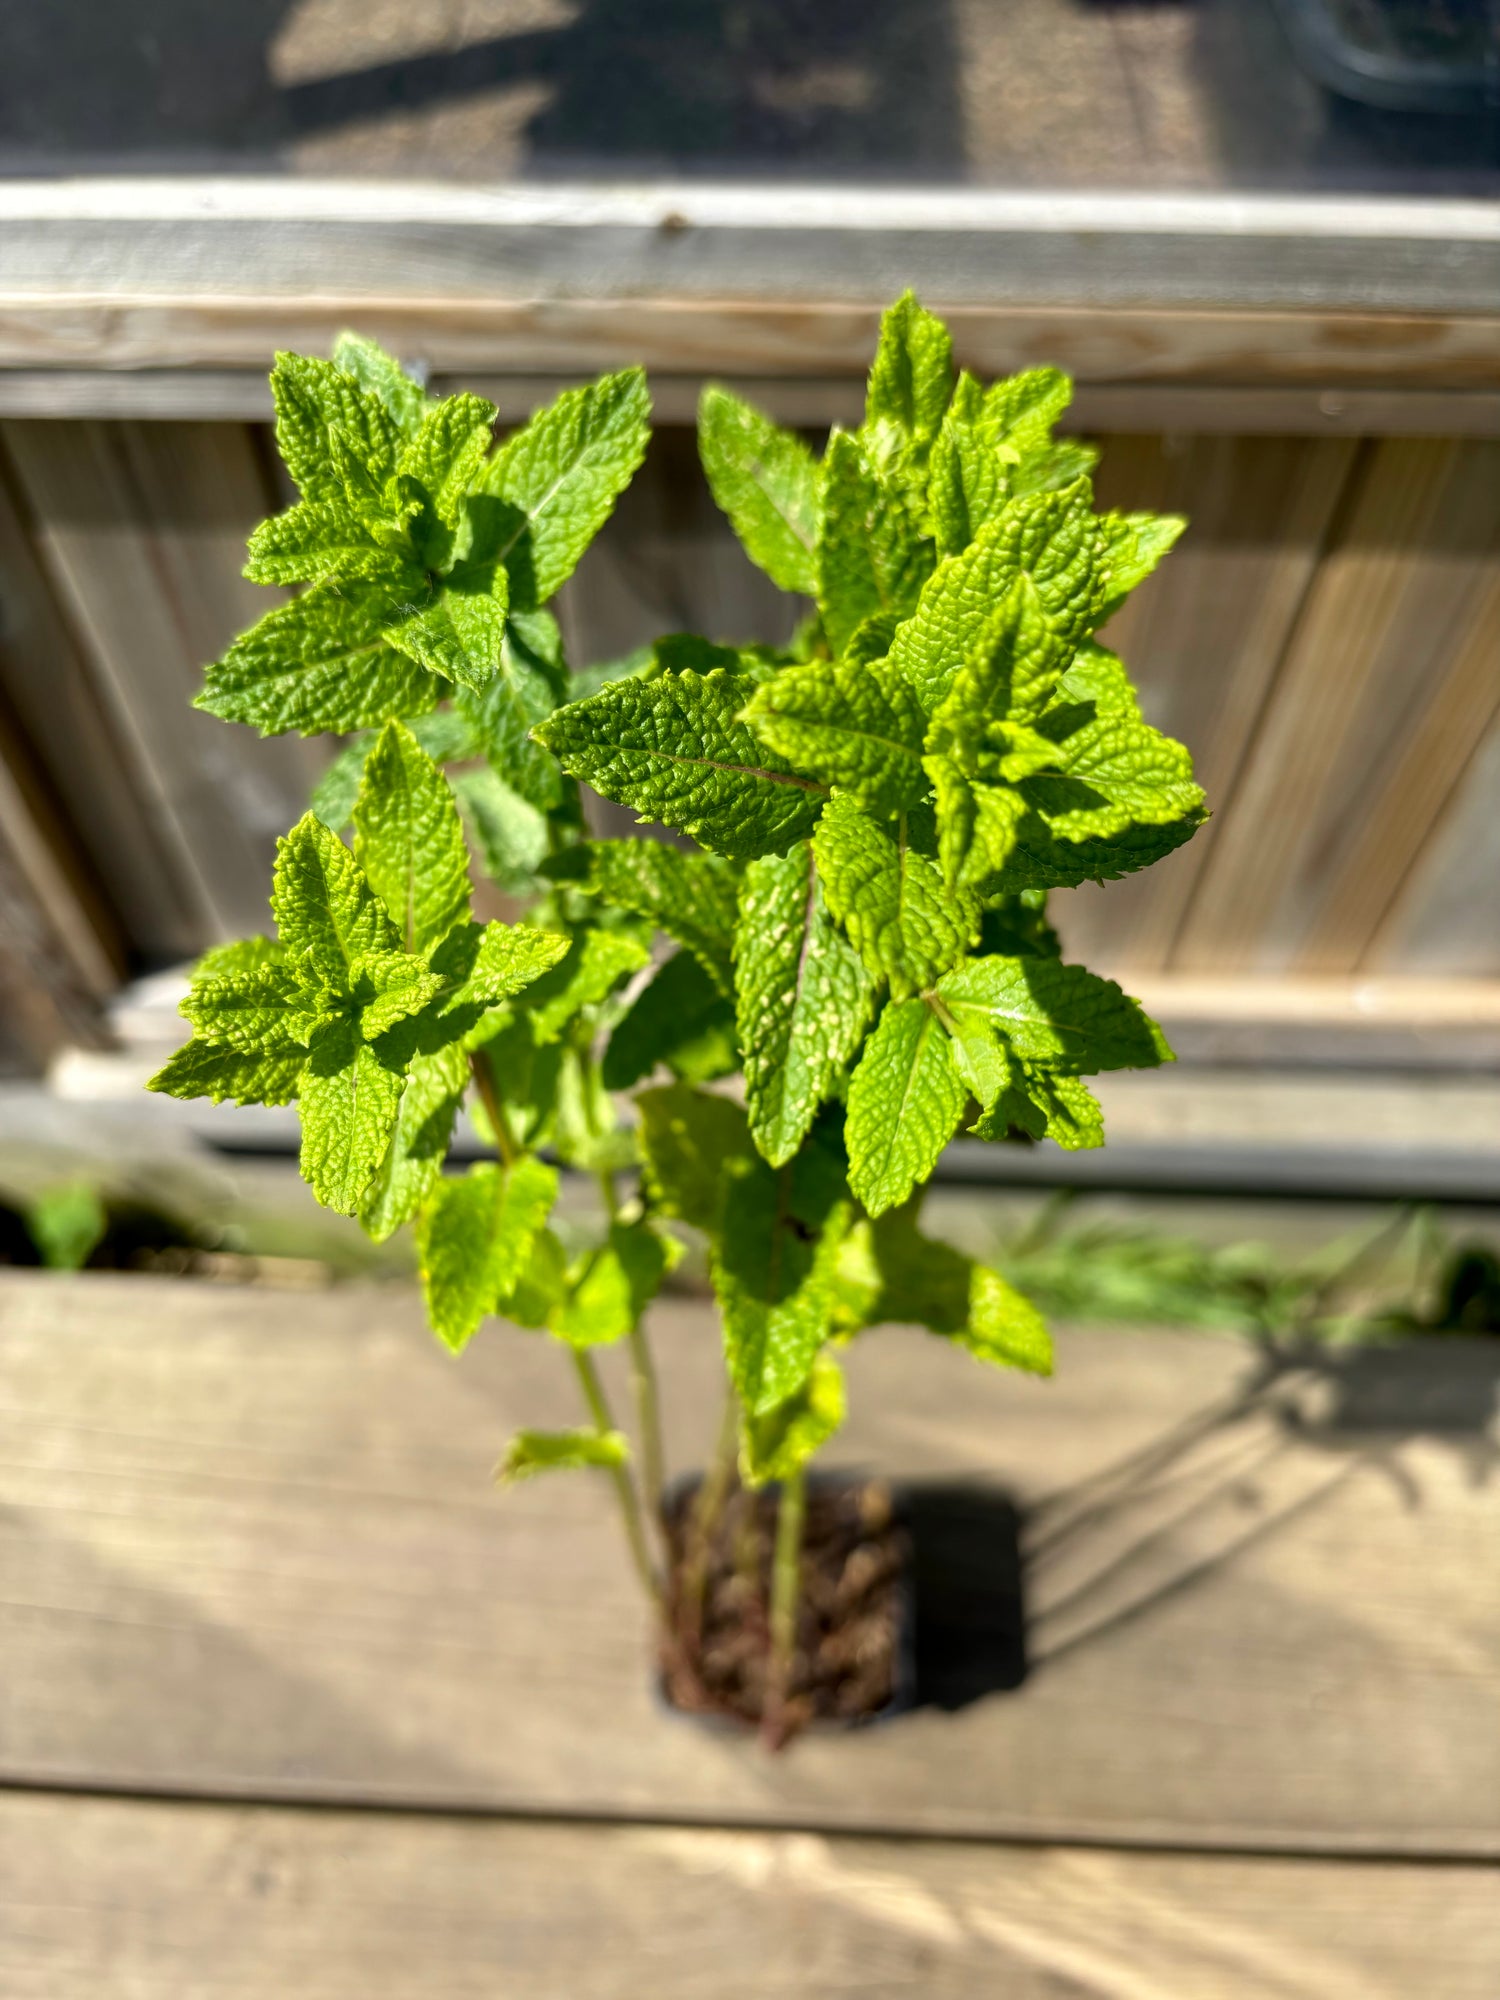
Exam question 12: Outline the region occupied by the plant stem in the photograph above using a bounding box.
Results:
[682,1389,740,1644]
[571,1346,664,1619]
[596,1142,670,1567]
[764,1466,807,1747]
[468,1049,519,1167]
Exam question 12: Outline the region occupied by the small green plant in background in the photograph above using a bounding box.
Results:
[24,1182,108,1272]
[149,297,1205,1738]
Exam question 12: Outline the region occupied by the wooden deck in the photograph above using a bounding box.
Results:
[1,1271,1497,1993]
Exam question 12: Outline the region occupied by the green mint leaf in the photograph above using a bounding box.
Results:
[385,567,509,693]
[845,997,967,1216]
[736,840,874,1167]
[928,411,1017,561]
[496,1426,630,1484]
[863,291,954,466]
[180,967,326,1052]
[838,1207,1052,1374]
[354,953,446,1041]
[816,428,932,657]
[519,926,651,1044]
[147,1037,305,1109]
[534,669,826,859]
[1025,713,1203,842]
[417,1156,559,1352]
[925,756,1028,894]
[636,1083,753,1234]
[270,352,400,509]
[476,367,650,607]
[452,616,568,811]
[452,767,550,890]
[1011,439,1100,499]
[935,955,1171,1073]
[495,1225,570,1328]
[572,839,738,996]
[740,1354,845,1488]
[812,794,977,999]
[297,1019,406,1216]
[332,332,429,436]
[698,385,818,595]
[603,950,738,1092]
[1000,810,1206,891]
[244,497,419,590]
[551,1221,680,1348]
[982,366,1073,459]
[271,812,400,996]
[1095,511,1187,626]
[197,585,441,737]
[453,920,573,1010]
[358,1041,468,1243]
[193,935,284,979]
[352,720,472,954]
[742,653,927,817]
[890,484,1101,717]
[397,391,497,537]
[712,1142,853,1413]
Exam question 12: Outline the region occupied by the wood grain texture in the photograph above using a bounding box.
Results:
[2,1274,1496,1855]
[1053,434,1358,970]
[5,297,1500,389]
[1370,720,1500,977]
[3,1791,1497,2000]
[1172,438,1500,973]
[0,421,320,949]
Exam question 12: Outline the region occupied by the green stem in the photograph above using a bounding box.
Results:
[764,1466,806,1746]
[571,1346,664,1619]
[682,1390,740,1643]
[595,1134,670,1566]
[469,1049,519,1167]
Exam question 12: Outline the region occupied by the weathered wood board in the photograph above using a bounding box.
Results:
[3,1791,1496,2000]
[2,1275,1496,1855]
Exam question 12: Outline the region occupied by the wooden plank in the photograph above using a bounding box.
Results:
[1370,718,1500,977]
[3,1793,1497,2000]
[2,1274,1497,1855]
[0,440,201,963]
[4,182,1500,317]
[1053,433,1358,969]
[0,421,321,947]
[7,297,1500,392]
[1173,439,1500,973]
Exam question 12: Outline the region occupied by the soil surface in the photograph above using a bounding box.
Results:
[661,1476,909,1741]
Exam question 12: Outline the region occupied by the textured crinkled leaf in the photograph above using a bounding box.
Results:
[192,934,285,980]
[332,332,429,436]
[982,367,1072,458]
[297,1020,406,1215]
[928,412,1017,560]
[736,841,874,1167]
[1095,510,1186,626]
[837,1206,1053,1374]
[354,954,445,1041]
[451,617,567,812]
[244,498,418,590]
[969,1051,1105,1152]
[477,367,650,607]
[936,954,1171,1073]
[398,391,496,532]
[816,428,933,657]
[573,840,737,996]
[552,1221,680,1348]
[890,485,1100,717]
[460,921,573,1007]
[713,1143,853,1413]
[930,576,1069,751]
[497,1427,629,1484]
[602,950,737,1091]
[996,808,1207,891]
[741,1354,845,1488]
[495,1225,570,1328]
[812,794,977,999]
[636,1083,752,1233]
[522,926,651,1043]
[845,997,967,1216]
[197,585,441,736]
[386,569,508,692]
[358,1041,467,1242]
[147,1037,305,1109]
[925,755,1028,894]
[743,653,927,816]
[863,292,954,465]
[1025,711,1203,841]
[452,766,550,890]
[417,1156,559,1352]
[698,385,818,595]
[180,967,326,1052]
[1011,439,1100,498]
[271,813,399,996]
[353,720,472,953]
[568,632,740,706]
[270,352,400,508]
[534,669,826,859]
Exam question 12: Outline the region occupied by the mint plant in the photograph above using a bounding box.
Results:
[150,299,1202,1741]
